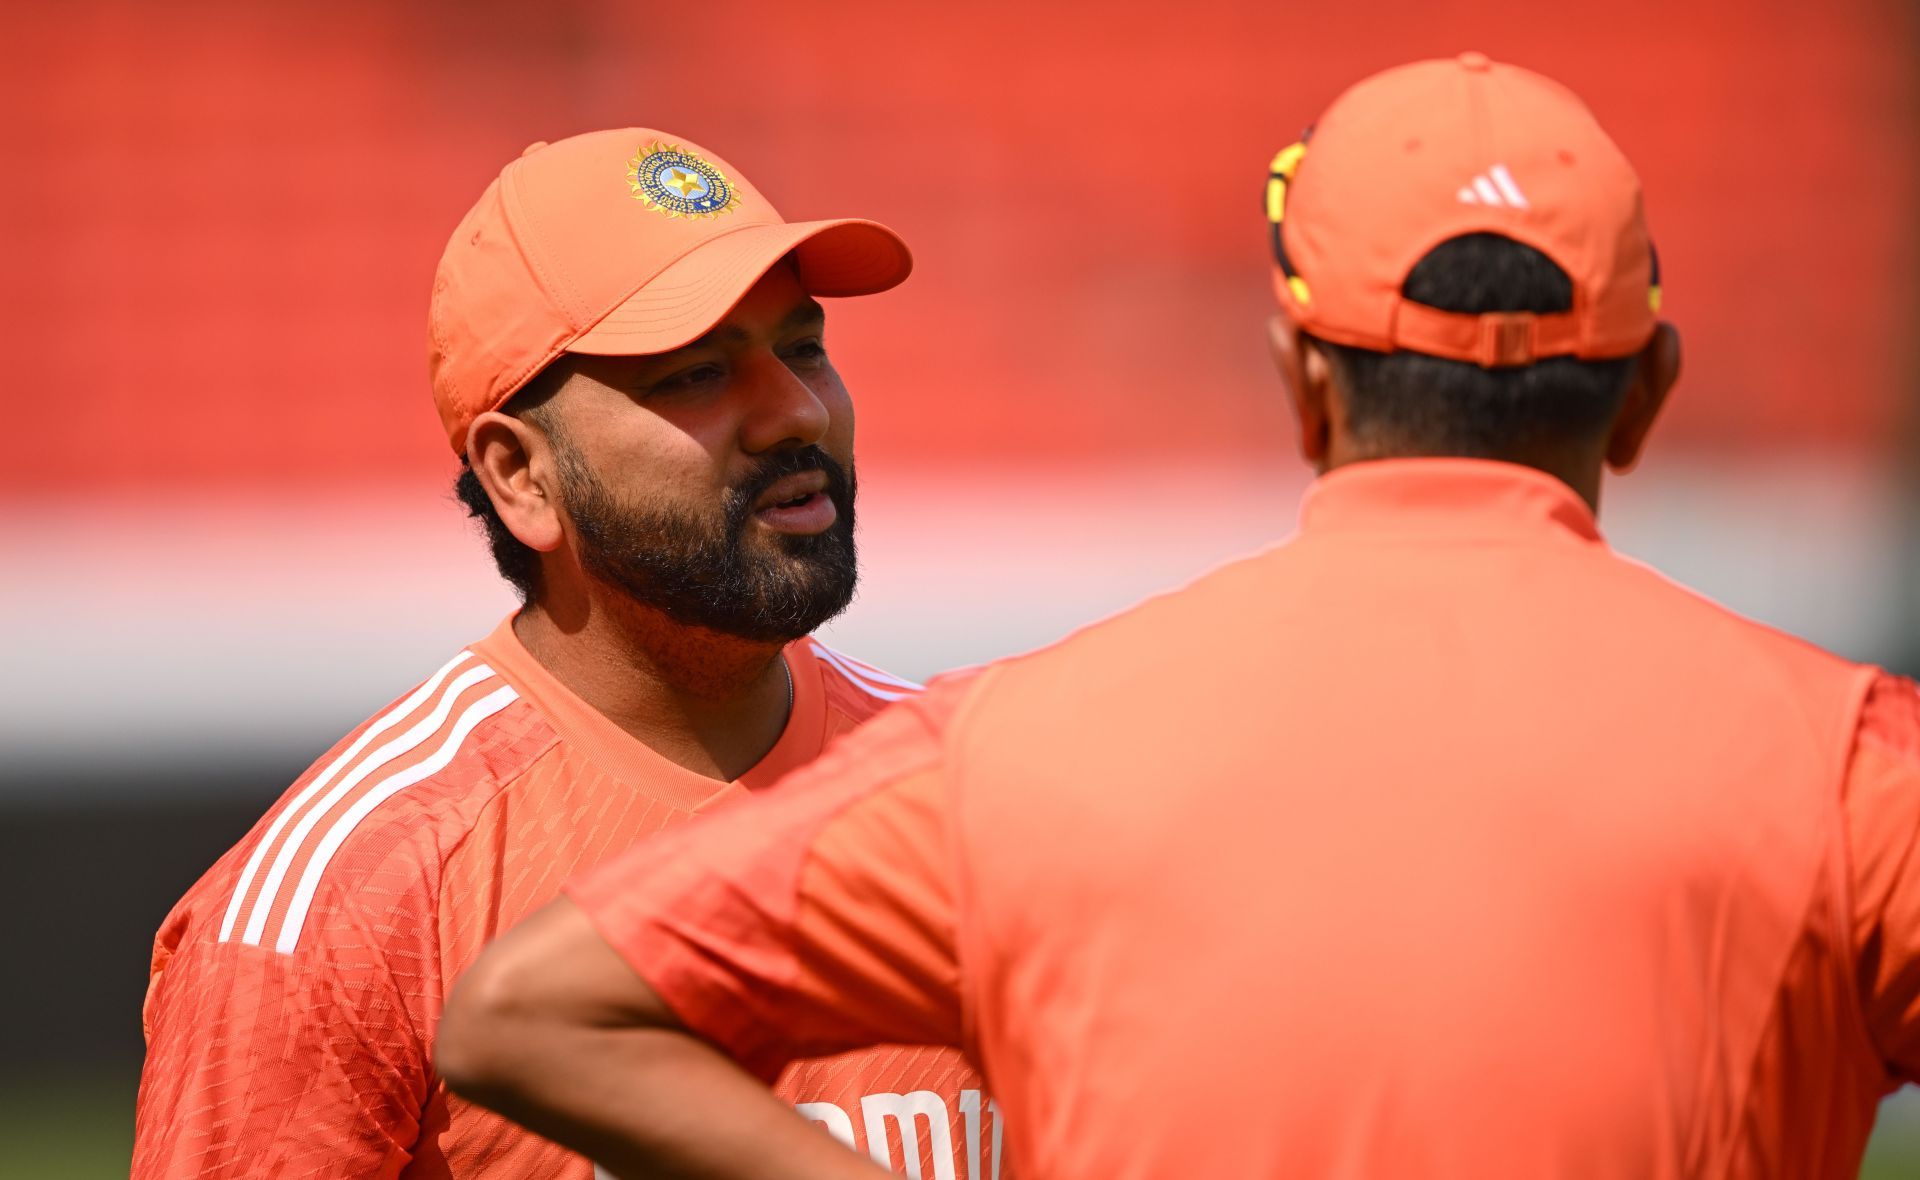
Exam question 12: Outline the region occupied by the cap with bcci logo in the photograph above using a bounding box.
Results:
[1266,52,1661,368]
[428,129,913,454]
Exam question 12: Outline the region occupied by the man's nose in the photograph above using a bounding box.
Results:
[738,354,831,453]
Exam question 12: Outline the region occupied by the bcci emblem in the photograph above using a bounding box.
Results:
[627,143,739,219]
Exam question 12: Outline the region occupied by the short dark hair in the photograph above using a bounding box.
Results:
[451,363,570,604]
[1315,233,1637,458]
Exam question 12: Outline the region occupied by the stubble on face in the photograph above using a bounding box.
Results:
[549,435,858,645]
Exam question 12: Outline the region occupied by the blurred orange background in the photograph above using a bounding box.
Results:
[7,0,1916,496]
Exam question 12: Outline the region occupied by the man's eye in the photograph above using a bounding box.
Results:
[785,340,828,364]
[653,364,724,392]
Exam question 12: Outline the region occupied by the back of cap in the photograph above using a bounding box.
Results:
[1267,53,1660,368]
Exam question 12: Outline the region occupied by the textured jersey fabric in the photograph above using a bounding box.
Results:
[133,617,997,1180]
[569,459,1920,1180]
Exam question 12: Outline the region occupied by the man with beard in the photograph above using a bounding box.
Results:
[132,129,1001,1180]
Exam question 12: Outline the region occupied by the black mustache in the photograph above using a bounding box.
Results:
[732,447,851,507]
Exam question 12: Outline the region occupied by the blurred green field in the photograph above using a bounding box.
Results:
[1863,1086,1920,1180]
[5,1073,1916,1177]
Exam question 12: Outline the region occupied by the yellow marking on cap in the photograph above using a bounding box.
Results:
[1271,142,1308,177]
[1266,177,1287,223]
[1648,286,1663,313]
[1288,276,1312,306]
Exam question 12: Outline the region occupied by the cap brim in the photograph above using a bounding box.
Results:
[564,218,912,356]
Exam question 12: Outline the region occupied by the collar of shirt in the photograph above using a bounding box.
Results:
[1298,458,1604,545]
[470,616,828,812]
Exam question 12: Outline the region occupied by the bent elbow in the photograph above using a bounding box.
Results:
[436,947,535,1106]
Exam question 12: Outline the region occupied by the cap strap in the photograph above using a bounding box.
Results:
[1266,136,1313,306]
[1391,302,1585,368]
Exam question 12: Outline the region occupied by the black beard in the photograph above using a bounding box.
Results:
[554,442,858,644]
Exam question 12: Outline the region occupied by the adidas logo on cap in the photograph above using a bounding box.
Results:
[1456,164,1529,208]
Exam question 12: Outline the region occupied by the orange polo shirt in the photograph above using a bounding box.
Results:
[135,618,1000,1180]
[570,459,1920,1180]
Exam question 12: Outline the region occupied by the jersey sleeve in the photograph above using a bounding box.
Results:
[1844,672,1920,1084]
[565,673,979,1083]
[132,871,436,1178]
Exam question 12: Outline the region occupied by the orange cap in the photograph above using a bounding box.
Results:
[428,129,913,455]
[1266,53,1660,368]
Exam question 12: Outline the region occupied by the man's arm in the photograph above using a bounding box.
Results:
[133,910,429,1178]
[1847,673,1920,1082]
[438,898,888,1180]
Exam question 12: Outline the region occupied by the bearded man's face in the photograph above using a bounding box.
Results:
[553,437,857,643]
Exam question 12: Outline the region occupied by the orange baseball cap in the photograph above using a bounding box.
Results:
[428,129,913,455]
[1265,52,1660,368]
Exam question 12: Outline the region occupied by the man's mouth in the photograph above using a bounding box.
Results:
[750,470,836,534]
[753,470,828,510]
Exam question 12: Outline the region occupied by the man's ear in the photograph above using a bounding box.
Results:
[1605,322,1682,474]
[1268,309,1335,466]
[467,410,566,554]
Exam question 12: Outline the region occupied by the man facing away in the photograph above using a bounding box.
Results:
[134,129,1003,1179]
[437,57,1920,1180]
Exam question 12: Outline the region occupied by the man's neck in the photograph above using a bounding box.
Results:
[1324,446,1605,513]
[511,593,793,783]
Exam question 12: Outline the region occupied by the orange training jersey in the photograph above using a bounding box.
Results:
[568,459,1920,1180]
[134,616,998,1180]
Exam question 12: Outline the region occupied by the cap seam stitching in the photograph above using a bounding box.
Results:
[499,160,589,327]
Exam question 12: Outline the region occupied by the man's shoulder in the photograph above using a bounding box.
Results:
[161,648,557,962]
[1592,550,1878,689]
[1859,673,1920,763]
[804,638,925,726]
[945,545,1284,689]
